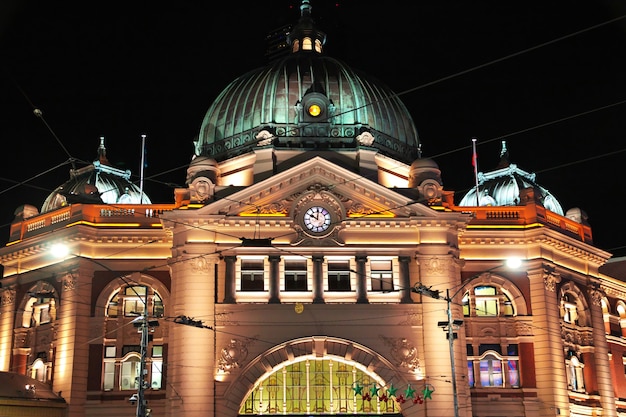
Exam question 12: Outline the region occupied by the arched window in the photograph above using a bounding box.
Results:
[120,352,141,390]
[462,285,514,317]
[22,290,56,327]
[106,285,164,318]
[467,348,519,388]
[239,357,403,415]
[561,293,578,324]
[29,357,51,383]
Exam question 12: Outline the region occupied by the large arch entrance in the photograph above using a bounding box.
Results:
[223,336,422,416]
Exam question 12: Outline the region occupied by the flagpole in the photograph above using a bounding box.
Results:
[472,137,480,206]
[139,134,146,204]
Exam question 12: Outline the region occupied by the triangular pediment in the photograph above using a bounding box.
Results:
[196,156,435,219]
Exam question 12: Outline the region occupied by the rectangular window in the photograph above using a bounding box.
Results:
[327,261,351,291]
[475,298,498,316]
[468,361,475,387]
[105,346,117,358]
[370,260,393,292]
[103,361,115,391]
[151,359,163,389]
[124,286,147,316]
[285,259,308,291]
[507,360,520,387]
[241,259,265,291]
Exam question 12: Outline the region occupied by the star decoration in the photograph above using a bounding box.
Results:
[404,384,416,399]
[353,383,363,395]
[369,384,379,397]
[422,384,434,399]
[387,383,398,397]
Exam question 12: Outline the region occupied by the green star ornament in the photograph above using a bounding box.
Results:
[387,383,398,397]
[369,384,379,397]
[404,384,416,399]
[422,384,434,399]
[352,383,363,395]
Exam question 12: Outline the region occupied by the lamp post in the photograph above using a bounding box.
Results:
[436,290,464,417]
[135,286,151,417]
[413,258,522,417]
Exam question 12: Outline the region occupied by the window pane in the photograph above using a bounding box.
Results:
[475,299,498,316]
[475,286,496,295]
[285,260,307,291]
[103,362,115,391]
[121,358,139,390]
[105,346,116,358]
[241,260,265,291]
[328,261,350,291]
[370,260,393,292]
[468,361,475,387]
[507,360,520,387]
[151,360,163,389]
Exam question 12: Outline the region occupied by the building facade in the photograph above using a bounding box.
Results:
[1,2,624,417]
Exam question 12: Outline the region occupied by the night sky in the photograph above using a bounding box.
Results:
[1,1,625,257]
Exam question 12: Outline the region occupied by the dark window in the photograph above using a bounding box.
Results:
[241,259,265,291]
[370,260,393,292]
[285,260,307,291]
[327,261,351,291]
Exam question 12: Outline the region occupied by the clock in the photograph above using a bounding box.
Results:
[307,103,322,117]
[303,205,332,234]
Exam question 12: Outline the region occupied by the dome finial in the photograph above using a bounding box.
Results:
[496,140,510,169]
[300,0,312,18]
[98,136,110,165]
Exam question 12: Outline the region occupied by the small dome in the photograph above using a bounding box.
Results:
[41,138,151,213]
[410,157,439,170]
[458,141,564,214]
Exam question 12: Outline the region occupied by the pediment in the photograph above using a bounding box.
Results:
[194,156,436,220]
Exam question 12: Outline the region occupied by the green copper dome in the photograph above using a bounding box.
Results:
[193,1,420,164]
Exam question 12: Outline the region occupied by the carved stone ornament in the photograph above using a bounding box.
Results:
[588,287,603,307]
[62,274,76,292]
[218,338,253,373]
[543,271,560,292]
[190,255,219,274]
[380,336,421,372]
[423,257,447,276]
[1,288,16,306]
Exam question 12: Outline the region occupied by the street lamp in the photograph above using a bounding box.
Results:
[413,258,522,417]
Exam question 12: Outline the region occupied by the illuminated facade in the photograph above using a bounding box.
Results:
[0,2,624,417]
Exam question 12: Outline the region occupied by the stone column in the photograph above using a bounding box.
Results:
[415,251,470,417]
[53,263,93,417]
[399,256,412,303]
[166,253,219,417]
[268,255,281,304]
[588,287,617,416]
[0,287,16,371]
[312,256,325,304]
[527,263,570,416]
[223,256,236,303]
[355,256,368,304]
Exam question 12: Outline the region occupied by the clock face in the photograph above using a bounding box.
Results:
[307,103,322,117]
[303,206,332,233]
